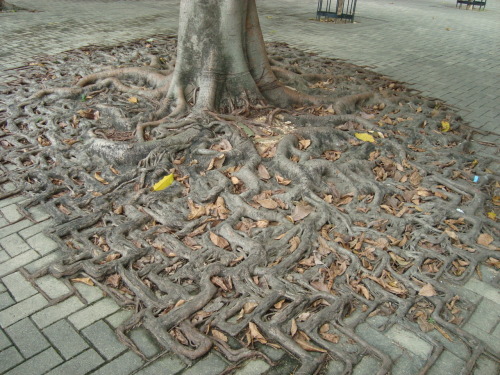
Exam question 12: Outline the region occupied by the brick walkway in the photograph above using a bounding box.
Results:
[0,1,499,374]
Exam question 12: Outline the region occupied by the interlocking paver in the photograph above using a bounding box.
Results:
[82,320,127,360]
[0,250,40,278]
[43,319,89,360]
[386,324,433,359]
[0,346,24,373]
[35,275,70,299]
[428,351,465,375]
[32,296,85,329]
[2,271,38,302]
[0,233,31,257]
[18,219,55,239]
[0,292,15,310]
[0,204,23,223]
[128,327,162,358]
[5,318,51,358]
[68,298,120,330]
[45,349,104,375]
[235,359,271,375]
[0,328,12,350]
[0,293,47,328]
[179,353,227,375]
[26,232,59,256]
[90,351,144,375]
[5,347,63,375]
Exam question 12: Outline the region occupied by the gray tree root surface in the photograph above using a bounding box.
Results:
[1,36,499,374]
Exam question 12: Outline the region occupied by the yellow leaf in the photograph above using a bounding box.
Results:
[487,212,496,220]
[71,277,94,286]
[354,133,375,143]
[128,97,138,103]
[152,174,174,191]
[441,121,450,132]
[94,172,109,185]
[493,196,500,206]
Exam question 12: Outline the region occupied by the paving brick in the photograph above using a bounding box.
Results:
[0,233,31,257]
[23,251,61,274]
[19,219,55,239]
[0,205,24,223]
[106,309,133,328]
[2,271,37,302]
[0,281,5,293]
[351,356,380,375]
[235,359,271,375]
[68,298,120,330]
[0,346,24,373]
[27,205,51,222]
[82,320,127,360]
[181,353,228,375]
[355,323,403,360]
[464,278,500,304]
[386,325,433,359]
[74,282,105,304]
[5,347,63,375]
[90,351,144,375]
[129,327,162,358]
[0,328,12,350]
[35,275,70,299]
[473,355,499,375]
[0,196,26,209]
[0,250,9,263]
[32,296,85,329]
[5,317,51,358]
[428,350,465,374]
[465,298,500,334]
[0,293,48,328]
[0,250,40,278]
[43,319,89,360]
[26,232,59,256]
[45,348,104,375]
[0,292,15,310]
[0,219,32,239]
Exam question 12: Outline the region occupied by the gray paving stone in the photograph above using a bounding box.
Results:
[27,205,51,222]
[2,271,37,302]
[26,232,59,256]
[43,319,89,360]
[68,298,120,330]
[0,219,32,239]
[32,296,85,329]
[5,347,62,375]
[386,325,433,359]
[426,329,471,361]
[464,278,500,302]
[463,323,500,355]
[0,196,26,209]
[0,346,24,373]
[428,351,465,375]
[19,219,55,239]
[0,281,5,293]
[5,317,50,358]
[23,251,61,274]
[0,293,48,328]
[0,250,9,263]
[45,349,104,375]
[355,323,403,360]
[74,282,105,304]
[0,205,24,223]
[181,353,228,375]
[82,320,127,360]
[352,356,380,375]
[129,327,162,358]
[90,351,144,375]
[473,355,500,375]
[35,275,70,299]
[0,217,9,227]
[391,353,426,375]
[465,298,500,334]
[0,292,15,310]
[0,328,12,350]
[106,309,133,328]
[235,359,271,375]
[0,250,40,278]
[135,353,186,375]
[0,233,31,257]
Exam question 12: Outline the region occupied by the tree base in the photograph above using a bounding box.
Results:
[1,36,499,373]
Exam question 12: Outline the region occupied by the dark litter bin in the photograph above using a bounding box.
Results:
[316,0,358,23]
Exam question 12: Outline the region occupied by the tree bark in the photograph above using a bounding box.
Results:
[166,0,305,115]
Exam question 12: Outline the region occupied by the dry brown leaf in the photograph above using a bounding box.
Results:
[257,164,271,180]
[290,203,314,222]
[207,154,225,170]
[174,299,186,308]
[243,302,258,314]
[248,322,267,344]
[274,299,286,309]
[477,233,493,246]
[256,198,278,210]
[110,166,120,175]
[294,332,327,353]
[71,277,94,286]
[275,175,292,185]
[291,319,298,336]
[289,236,301,252]
[105,274,121,288]
[187,200,207,220]
[94,172,109,185]
[209,232,230,249]
[321,332,340,344]
[128,96,138,103]
[211,329,228,342]
[298,139,311,150]
[419,283,437,297]
[215,197,230,219]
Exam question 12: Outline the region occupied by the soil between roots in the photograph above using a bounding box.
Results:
[0,35,499,373]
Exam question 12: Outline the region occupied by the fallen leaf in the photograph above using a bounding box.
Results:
[419,283,437,297]
[289,236,301,252]
[477,233,493,246]
[128,96,138,103]
[256,198,278,210]
[294,332,327,353]
[211,329,228,342]
[257,164,271,180]
[290,203,314,222]
[291,319,298,336]
[276,175,292,185]
[441,121,450,132]
[209,232,230,249]
[354,133,375,143]
[71,277,94,286]
[248,322,267,344]
[94,172,109,185]
[299,139,311,150]
[152,174,174,191]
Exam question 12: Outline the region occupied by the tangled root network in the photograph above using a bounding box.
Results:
[1,36,499,374]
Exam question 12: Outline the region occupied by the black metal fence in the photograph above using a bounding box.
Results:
[456,0,487,10]
[316,0,358,23]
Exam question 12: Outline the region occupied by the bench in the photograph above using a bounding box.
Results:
[456,0,487,10]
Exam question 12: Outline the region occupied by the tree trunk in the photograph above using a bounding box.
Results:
[166,0,301,115]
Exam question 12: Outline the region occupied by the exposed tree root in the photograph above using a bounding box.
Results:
[1,36,499,374]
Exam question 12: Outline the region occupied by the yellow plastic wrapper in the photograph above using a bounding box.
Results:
[152,174,174,191]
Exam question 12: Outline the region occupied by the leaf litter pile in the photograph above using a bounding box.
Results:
[1,36,499,374]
